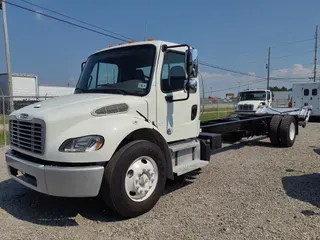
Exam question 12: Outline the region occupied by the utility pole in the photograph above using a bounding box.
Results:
[1,0,14,113]
[313,25,318,82]
[266,47,271,90]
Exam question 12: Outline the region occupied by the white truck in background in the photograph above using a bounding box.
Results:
[234,89,273,113]
[0,73,39,100]
[291,82,320,122]
[0,73,39,114]
[4,40,313,218]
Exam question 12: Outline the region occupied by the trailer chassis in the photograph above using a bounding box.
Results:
[198,105,313,155]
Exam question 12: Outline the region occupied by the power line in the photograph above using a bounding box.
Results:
[199,61,267,79]
[18,0,133,41]
[270,78,312,82]
[203,76,312,94]
[271,50,314,60]
[4,0,130,42]
[211,38,314,60]
[203,79,267,94]
[4,0,316,93]
[271,38,314,48]
[270,76,311,80]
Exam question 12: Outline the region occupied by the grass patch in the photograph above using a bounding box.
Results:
[0,131,9,145]
[203,107,234,112]
[0,115,9,124]
[200,110,233,121]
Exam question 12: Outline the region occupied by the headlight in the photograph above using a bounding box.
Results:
[59,135,104,152]
[234,104,238,110]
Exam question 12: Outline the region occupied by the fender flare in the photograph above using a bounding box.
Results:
[114,127,174,180]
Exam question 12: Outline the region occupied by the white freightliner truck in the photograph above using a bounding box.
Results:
[5,40,313,218]
[234,89,273,113]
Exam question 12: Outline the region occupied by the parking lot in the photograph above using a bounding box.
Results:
[0,123,319,239]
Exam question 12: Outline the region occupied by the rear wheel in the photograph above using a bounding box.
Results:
[100,140,167,218]
[279,115,297,147]
[269,115,282,146]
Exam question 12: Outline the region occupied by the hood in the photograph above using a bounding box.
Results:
[11,93,149,123]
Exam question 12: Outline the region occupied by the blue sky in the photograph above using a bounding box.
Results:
[0,0,320,97]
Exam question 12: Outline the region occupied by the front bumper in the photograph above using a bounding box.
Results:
[5,149,105,197]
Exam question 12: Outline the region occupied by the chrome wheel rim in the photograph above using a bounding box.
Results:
[124,156,158,202]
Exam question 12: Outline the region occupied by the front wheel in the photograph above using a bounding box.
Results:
[100,140,167,218]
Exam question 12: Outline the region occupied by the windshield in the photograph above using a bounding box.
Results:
[239,91,266,101]
[75,44,156,96]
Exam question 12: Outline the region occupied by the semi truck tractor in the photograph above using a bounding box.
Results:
[234,89,273,113]
[5,40,312,218]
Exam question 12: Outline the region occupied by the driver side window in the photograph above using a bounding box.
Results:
[267,91,271,100]
[161,51,186,93]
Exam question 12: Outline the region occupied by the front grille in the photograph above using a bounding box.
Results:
[9,119,45,155]
[238,104,254,111]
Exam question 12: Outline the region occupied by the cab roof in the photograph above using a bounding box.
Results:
[94,40,184,54]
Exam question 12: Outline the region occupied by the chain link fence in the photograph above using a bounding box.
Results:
[0,95,291,147]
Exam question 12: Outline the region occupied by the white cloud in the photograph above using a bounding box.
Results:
[271,64,314,79]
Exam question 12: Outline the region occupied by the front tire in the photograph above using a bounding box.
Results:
[100,140,167,218]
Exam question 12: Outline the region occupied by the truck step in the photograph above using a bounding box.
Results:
[169,139,199,153]
[173,160,209,176]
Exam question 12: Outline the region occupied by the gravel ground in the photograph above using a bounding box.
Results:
[0,123,320,240]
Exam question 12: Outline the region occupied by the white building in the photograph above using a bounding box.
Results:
[39,86,75,99]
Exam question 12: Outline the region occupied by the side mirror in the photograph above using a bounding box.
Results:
[184,79,198,94]
[185,49,198,78]
[81,61,86,72]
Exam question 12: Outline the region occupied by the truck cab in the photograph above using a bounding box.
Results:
[234,89,273,112]
[5,40,205,218]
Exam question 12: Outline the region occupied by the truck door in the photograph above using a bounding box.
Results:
[156,48,200,143]
[267,91,272,107]
[311,86,319,115]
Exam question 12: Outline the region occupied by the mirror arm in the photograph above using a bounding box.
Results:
[168,45,191,103]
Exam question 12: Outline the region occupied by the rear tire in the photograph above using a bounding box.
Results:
[269,115,282,146]
[100,140,167,218]
[279,115,297,147]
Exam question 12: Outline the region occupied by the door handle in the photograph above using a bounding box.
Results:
[191,105,198,120]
